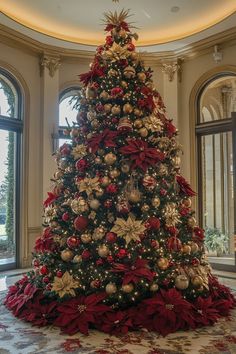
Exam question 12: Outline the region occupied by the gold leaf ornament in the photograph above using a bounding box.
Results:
[51,271,80,298]
[77,177,100,196]
[144,114,163,133]
[103,42,131,61]
[111,216,146,244]
[71,144,87,160]
[163,202,181,227]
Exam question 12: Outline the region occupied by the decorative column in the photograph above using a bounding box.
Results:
[40,53,61,199]
[161,59,182,128]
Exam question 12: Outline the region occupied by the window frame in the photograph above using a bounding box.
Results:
[0,68,23,270]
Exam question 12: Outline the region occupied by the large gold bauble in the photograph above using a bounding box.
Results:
[128,190,141,203]
[98,245,109,258]
[137,72,146,82]
[130,52,138,60]
[190,242,199,253]
[104,153,117,165]
[122,283,134,293]
[73,255,82,263]
[61,249,74,262]
[150,283,159,292]
[181,244,192,254]
[104,103,112,113]
[123,66,136,79]
[123,103,133,114]
[152,197,161,208]
[188,216,197,228]
[175,275,189,290]
[101,176,111,187]
[111,105,121,115]
[191,275,203,288]
[89,199,100,210]
[71,197,88,214]
[157,257,169,270]
[100,90,109,100]
[81,233,92,244]
[95,188,104,198]
[134,119,143,128]
[139,127,148,137]
[109,168,120,179]
[105,283,117,294]
[134,108,142,117]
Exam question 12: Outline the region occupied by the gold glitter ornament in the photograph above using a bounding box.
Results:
[121,161,130,173]
[123,66,136,79]
[134,108,142,117]
[104,152,117,165]
[104,103,112,113]
[157,257,169,270]
[150,283,159,292]
[152,197,161,208]
[181,244,192,255]
[89,199,100,210]
[175,275,189,290]
[139,127,148,137]
[171,155,181,168]
[73,255,82,263]
[111,105,121,115]
[123,103,133,114]
[122,283,134,293]
[93,226,106,240]
[128,190,141,203]
[134,119,143,128]
[81,233,92,244]
[137,72,146,82]
[190,242,199,253]
[105,283,117,294]
[98,244,109,257]
[86,86,96,99]
[100,90,109,100]
[182,198,192,208]
[109,168,120,178]
[91,119,100,129]
[141,204,150,212]
[191,275,203,288]
[121,80,128,88]
[61,249,74,262]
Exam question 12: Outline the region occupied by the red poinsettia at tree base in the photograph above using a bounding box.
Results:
[4,9,235,337]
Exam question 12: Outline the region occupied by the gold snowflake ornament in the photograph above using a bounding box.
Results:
[111,216,146,244]
[51,271,80,298]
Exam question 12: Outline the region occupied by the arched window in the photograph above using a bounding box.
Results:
[58,87,81,148]
[0,68,23,270]
[196,74,236,270]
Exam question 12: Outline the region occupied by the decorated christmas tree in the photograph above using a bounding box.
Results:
[5,10,235,336]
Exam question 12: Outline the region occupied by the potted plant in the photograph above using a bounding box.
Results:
[204,227,229,256]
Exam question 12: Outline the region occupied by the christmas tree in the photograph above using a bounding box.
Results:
[5,10,235,336]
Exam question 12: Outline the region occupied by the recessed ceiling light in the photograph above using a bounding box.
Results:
[171,6,180,13]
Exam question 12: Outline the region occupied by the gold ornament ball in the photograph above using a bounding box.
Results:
[150,283,159,292]
[91,119,99,129]
[101,176,111,187]
[139,127,148,137]
[190,242,199,253]
[123,103,133,114]
[89,199,100,210]
[130,52,138,60]
[134,119,143,128]
[118,28,126,38]
[141,204,150,212]
[134,108,142,117]
[121,80,128,88]
[104,103,112,113]
[93,226,106,240]
[98,245,109,258]
[108,69,117,77]
[182,198,192,208]
[95,188,104,198]
[61,249,74,262]
[171,155,181,168]
[191,276,203,288]
[188,216,197,228]
[157,257,169,270]
[122,283,134,293]
[175,275,189,290]
[104,153,117,165]
[123,66,136,79]
[137,72,146,82]
[121,162,130,173]
[181,244,192,255]
[100,90,109,100]
[152,197,161,208]
[73,254,82,263]
[87,111,96,121]
[109,169,120,179]
[81,233,92,244]
[111,105,121,115]
[105,283,117,294]
[128,190,141,203]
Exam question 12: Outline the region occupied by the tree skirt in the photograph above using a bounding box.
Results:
[0,292,235,354]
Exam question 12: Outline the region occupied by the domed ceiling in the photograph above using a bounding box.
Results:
[0,0,236,51]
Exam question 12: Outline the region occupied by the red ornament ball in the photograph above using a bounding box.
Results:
[192,258,200,266]
[117,249,127,258]
[40,265,48,275]
[106,232,117,243]
[106,184,118,194]
[147,217,161,230]
[56,270,63,278]
[43,276,50,283]
[107,255,114,263]
[167,236,182,251]
[151,240,159,249]
[62,212,70,221]
[67,236,80,248]
[82,249,91,260]
[33,259,40,267]
[74,216,88,231]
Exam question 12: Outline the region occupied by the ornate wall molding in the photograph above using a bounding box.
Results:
[161,59,182,82]
[40,54,61,77]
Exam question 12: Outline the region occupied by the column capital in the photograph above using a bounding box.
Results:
[161,59,182,82]
[40,54,61,77]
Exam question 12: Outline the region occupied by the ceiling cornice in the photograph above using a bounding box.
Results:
[0,23,236,65]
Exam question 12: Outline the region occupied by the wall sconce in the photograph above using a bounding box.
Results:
[213,45,223,64]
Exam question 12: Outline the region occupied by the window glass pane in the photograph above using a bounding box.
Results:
[0,129,16,266]
[58,138,72,148]
[201,131,234,265]
[199,75,236,123]
[59,89,80,127]
[0,75,18,118]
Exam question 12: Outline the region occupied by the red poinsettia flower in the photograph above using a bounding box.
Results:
[213,298,234,317]
[19,294,58,326]
[79,59,105,85]
[192,296,220,326]
[105,21,130,32]
[165,120,177,137]
[88,129,118,153]
[5,283,39,316]
[54,293,108,335]
[34,227,55,253]
[137,96,155,112]
[96,310,133,335]
[193,226,205,241]
[43,192,58,207]
[111,258,154,285]
[138,288,195,336]
[119,139,165,172]
[176,175,197,196]
[208,275,236,305]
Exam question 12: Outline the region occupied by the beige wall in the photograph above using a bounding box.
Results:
[0,35,236,267]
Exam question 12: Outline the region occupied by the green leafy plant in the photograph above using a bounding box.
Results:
[205,227,229,256]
